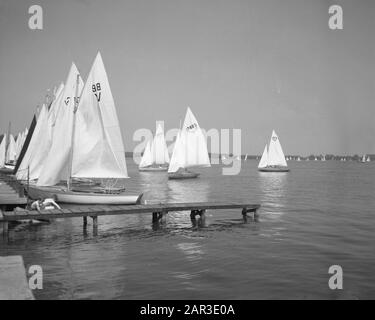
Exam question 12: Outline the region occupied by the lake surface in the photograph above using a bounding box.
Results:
[1,160,374,299]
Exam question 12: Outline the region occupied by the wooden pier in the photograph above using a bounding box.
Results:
[0,202,260,233]
[0,173,27,209]
[0,256,34,300]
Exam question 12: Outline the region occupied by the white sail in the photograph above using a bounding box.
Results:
[37,63,84,186]
[168,130,186,173]
[0,134,6,167]
[362,154,366,162]
[151,123,170,165]
[244,154,248,161]
[267,130,287,167]
[366,156,371,162]
[26,84,67,181]
[182,107,211,169]
[6,134,16,163]
[139,140,154,168]
[258,144,268,168]
[16,105,49,180]
[72,52,128,179]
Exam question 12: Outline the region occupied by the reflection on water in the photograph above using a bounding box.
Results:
[167,178,210,203]
[258,172,288,214]
[138,172,170,203]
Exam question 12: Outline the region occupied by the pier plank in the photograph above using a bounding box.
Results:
[2,202,260,222]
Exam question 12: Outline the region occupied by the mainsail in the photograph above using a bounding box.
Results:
[16,105,49,180]
[6,134,16,163]
[0,134,6,167]
[72,52,128,179]
[267,130,287,167]
[37,63,84,186]
[151,123,170,165]
[168,130,186,173]
[139,140,154,168]
[258,144,268,168]
[168,107,210,173]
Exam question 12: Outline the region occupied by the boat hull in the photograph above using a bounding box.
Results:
[0,166,14,174]
[139,166,168,172]
[27,185,143,205]
[258,167,290,172]
[168,172,200,179]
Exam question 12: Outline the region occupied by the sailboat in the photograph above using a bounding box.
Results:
[27,53,142,204]
[258,130,289,172]
[321,155,326,161]
[359,154,366,163]
[297,156,301,161]
[0,122,16,173]
[366,156,371,162]
[168,107,211,179]
[139,124,170,171]
[244,154,248,161]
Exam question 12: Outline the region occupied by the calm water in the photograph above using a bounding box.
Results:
[1,160,375,299]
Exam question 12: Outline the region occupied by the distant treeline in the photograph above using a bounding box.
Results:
[128,151,373,161]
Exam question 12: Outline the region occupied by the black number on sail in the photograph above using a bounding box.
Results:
[186,123,197,131]
[64,97,70,106]
[92,82,101,102]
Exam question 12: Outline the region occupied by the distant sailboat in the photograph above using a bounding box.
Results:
[27,53,142,204]
[168,107,211,179]
[297,156,301,161]
[258,130,289,172]
[321,155,326,161]
[366,156,371,162]
[139,124,169,171]
[244,154,248,161]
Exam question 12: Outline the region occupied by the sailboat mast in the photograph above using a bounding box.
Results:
[67,74,80,190]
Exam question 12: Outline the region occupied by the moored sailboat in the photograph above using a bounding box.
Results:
[258,130,289,172]
[139,124,170,172]
[27,53,142,204]
[168,107,211,179]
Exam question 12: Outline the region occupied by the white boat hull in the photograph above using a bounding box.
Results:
[139,166,168,172]
[27,185,143,205]
[168,171,200,179]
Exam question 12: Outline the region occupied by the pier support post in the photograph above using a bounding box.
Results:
[242,208,248,222]
[152,212,163,223]
[92,216,98,229]
[1,221,8,236]
[190,210,206,220]
[83,216,87,228]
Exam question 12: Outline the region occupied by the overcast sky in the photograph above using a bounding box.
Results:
[0,0,374,155]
